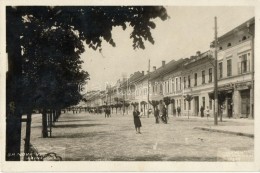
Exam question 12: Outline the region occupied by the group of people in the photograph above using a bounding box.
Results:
[104,107,111,118]
[132,102,170,134]
[200,106,210,118]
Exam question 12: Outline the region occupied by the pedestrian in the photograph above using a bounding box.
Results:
[200,106,204,118]
[161,106,167,124]
[133,107,142,134]
[154,106,159,124]
[108,107,111,117]
[205,106,210,119]
[177,106,181,117]
[105,107,108,118]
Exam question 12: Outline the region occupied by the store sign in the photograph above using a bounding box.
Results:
[235,83,250,90]
[219,83,233,91]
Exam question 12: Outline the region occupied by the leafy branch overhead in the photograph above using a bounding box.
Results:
[15,6,168,51]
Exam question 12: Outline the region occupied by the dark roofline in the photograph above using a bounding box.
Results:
[211,17,255,44]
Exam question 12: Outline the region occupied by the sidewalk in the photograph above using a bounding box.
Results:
[179,115,254,138]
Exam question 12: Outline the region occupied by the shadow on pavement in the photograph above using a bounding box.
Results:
[166,156,227,161]
[56,119,95,123]
[52,131,108,138]
[53,123,107,128]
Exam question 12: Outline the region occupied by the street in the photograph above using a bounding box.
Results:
[21,112,254,161]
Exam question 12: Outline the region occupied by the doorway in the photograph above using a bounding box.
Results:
[240,90,250,118]
[194,96,199,116]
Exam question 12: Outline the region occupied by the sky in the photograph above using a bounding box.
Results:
[82,6,254,92]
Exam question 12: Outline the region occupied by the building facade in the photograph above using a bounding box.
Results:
[84,17,254,119]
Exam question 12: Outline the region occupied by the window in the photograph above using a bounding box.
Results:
[202,97,205,108]
[209,68,212,83]
[219,62,223,79]
[172,80,175,93]
[179,77,182,90]
[227,59,232,77]
[194,73,197,86]
[160,84,163,93]
[227,43,231,47]
[239,54,250,74]
[188,101,191,110]
[219,46,222,50]
[167,81,170,93]
[209,98,212,110]
[184,77,186,89]
[242,36,247,41]
[176,78,179,91]
[184,100,186,110]
[202,70,205,84]
[188,75,191,87]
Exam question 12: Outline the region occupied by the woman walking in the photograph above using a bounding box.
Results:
[133,107,142,134]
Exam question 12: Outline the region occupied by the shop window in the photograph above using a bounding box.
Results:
[209,68,213,83]
[238,54,250,74]
[209,98,212,110]
[227,59,232,77]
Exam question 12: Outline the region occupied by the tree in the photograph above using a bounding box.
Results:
[208,91,226,122]
[149,100,160,117]
[131,102,139,110]
[184,94,193,119]
[163,97,173,118]
[124,102,130,114]
[140,101,147,116]
[6,6,168,161]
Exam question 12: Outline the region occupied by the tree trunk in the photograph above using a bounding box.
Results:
[24,111,32,161]
[6,106,22,161]
[42,109,48,138]
[49,110,53,137]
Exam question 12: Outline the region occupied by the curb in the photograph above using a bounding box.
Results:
[194,127,254,138]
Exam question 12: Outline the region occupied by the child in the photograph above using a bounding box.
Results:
[206,106,210,119]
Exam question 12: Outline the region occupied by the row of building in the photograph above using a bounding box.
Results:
[83,17,254,119]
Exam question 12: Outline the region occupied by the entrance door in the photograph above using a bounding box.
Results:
[194,96,199,116]
[227,93,233,118]
[172,99,176,116]
[241,90,250,118]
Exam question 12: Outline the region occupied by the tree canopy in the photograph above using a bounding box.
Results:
[6,6,168,161]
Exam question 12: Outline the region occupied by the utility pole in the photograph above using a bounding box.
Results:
[147,59,150,118]
[214,16,218,125]
[247,22,254,119]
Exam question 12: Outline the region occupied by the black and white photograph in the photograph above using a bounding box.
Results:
[0,0,260,172]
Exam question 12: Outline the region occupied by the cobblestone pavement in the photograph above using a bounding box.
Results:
[21,112,254,161]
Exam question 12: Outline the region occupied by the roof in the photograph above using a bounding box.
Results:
[149,58,187,80]
[212,17,255,44]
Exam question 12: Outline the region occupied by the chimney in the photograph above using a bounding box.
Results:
[196,51,201,56]
[142,71,144,75]
[153,66,156,71]
[162,61,166,67]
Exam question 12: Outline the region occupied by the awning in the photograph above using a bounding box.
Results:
[208,89,233,103]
